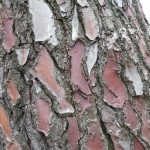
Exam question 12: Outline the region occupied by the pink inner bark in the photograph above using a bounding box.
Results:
[86,122,105,150]
[7,80,20,105]
[67,117,81,150]
[2,19,16,52]
[68,41,91,94]
[103,51,128,108]
[35,98,52,135]
[31,48,74,114]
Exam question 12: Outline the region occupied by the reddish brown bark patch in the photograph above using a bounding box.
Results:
[31,48,74,114]
[35,98,52,136]
[0,105,12,141]
[125,61,143,95]
[7,80,20,106]
[103,51,128,108]
[133,138,145,150]
[2,19,16,52]
[86,121,105,150]
[68,42,91,94]
[31,48,59,94]
[67,117,81,150]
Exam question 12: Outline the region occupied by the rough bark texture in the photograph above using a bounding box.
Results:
[0,0,150,149]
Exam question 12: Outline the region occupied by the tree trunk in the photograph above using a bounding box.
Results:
[0,0,150,149]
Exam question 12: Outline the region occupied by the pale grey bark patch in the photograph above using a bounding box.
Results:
[86,43,98,75]
[125,62,143,95]
[72,6,79,41]
[115,0,123,7]
[29,0,58,45]
[15,48,29,66]
[119,140,131,150]
[77,0,89,7]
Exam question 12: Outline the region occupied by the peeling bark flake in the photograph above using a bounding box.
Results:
[35,98,52,136]
[77,0,88,7]
[86,43,98,75]
[31,48,74,114]
[72,6,79,41]
[2,19,16,52]
[29,0,58,45]
[82,7,99,40]
[15,48,29,66]
[68,42,91,94]
[67,117,81,150]
[103,51,128,108]
[0,105,12,141]
[125,62,143,95]
[115,0,123,7]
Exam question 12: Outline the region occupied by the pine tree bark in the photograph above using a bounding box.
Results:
[0,0,150,149]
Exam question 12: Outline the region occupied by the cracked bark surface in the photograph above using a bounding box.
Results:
[0,0,150,149]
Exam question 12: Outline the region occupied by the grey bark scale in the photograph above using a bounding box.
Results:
[0,0,150,150]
